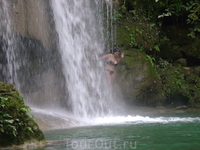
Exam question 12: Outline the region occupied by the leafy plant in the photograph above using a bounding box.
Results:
[157,64,200,107]
[0,93,43,147]
[156,0,200,38]
[146,55,155,67]
[124,26,143,47]
[115,5,127,22]
[184,1,200,38]
[0,97,17,137]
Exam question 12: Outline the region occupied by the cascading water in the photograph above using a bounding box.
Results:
[1,0,119,125]
[0,0,18,87]
[51,0,114,119]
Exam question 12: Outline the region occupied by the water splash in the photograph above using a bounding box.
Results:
[87,115,200,125]
[51,0,114,118]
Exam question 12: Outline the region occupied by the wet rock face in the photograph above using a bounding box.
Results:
[9,0,56,50]
[0,0,57,82]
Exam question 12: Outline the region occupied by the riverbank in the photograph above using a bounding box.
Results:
[0,141,46,150]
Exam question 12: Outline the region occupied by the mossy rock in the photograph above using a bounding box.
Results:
[115,6,160,51]
[116,49,164,106]
[0,82,45,147]
[156,65,200,107]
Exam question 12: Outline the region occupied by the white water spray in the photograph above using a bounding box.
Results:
[51,0,114,118]
[88,115,200,125]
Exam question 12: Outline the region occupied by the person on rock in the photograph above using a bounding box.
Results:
[96,46,124,87]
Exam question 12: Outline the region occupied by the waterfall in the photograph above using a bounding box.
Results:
[51,0,114,118]
[0,0,116,120]
[0,0,18,87]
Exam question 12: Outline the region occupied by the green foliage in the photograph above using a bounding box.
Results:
[156,0,200,37]
[124,26,143,47]
[118,0,200,38]
[184,1,200,38]
[0,97,17,137]
[115,5,127,22]
[0,82,44,147]
[156,58,171,69]
[116,0,163,53]
[146,55,155,67]
[116,0,200,108]
[157,65,200,107]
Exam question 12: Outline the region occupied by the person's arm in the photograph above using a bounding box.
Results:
[96,53,111,60]
[117,52,124,62]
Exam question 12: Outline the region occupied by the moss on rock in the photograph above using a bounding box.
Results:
[158,65,200,107]
[115,2,160,51]
[116,49,164,106]
[0,82,45,147]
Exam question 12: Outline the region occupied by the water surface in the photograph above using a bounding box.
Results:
[39,113,200,150]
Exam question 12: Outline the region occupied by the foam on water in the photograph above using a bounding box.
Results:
[84,115,200,126]
[32,108,200,129]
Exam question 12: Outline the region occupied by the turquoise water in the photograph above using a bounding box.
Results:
[35,113,200,150]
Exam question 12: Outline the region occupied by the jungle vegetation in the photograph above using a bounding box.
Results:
[115,0,200,108]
